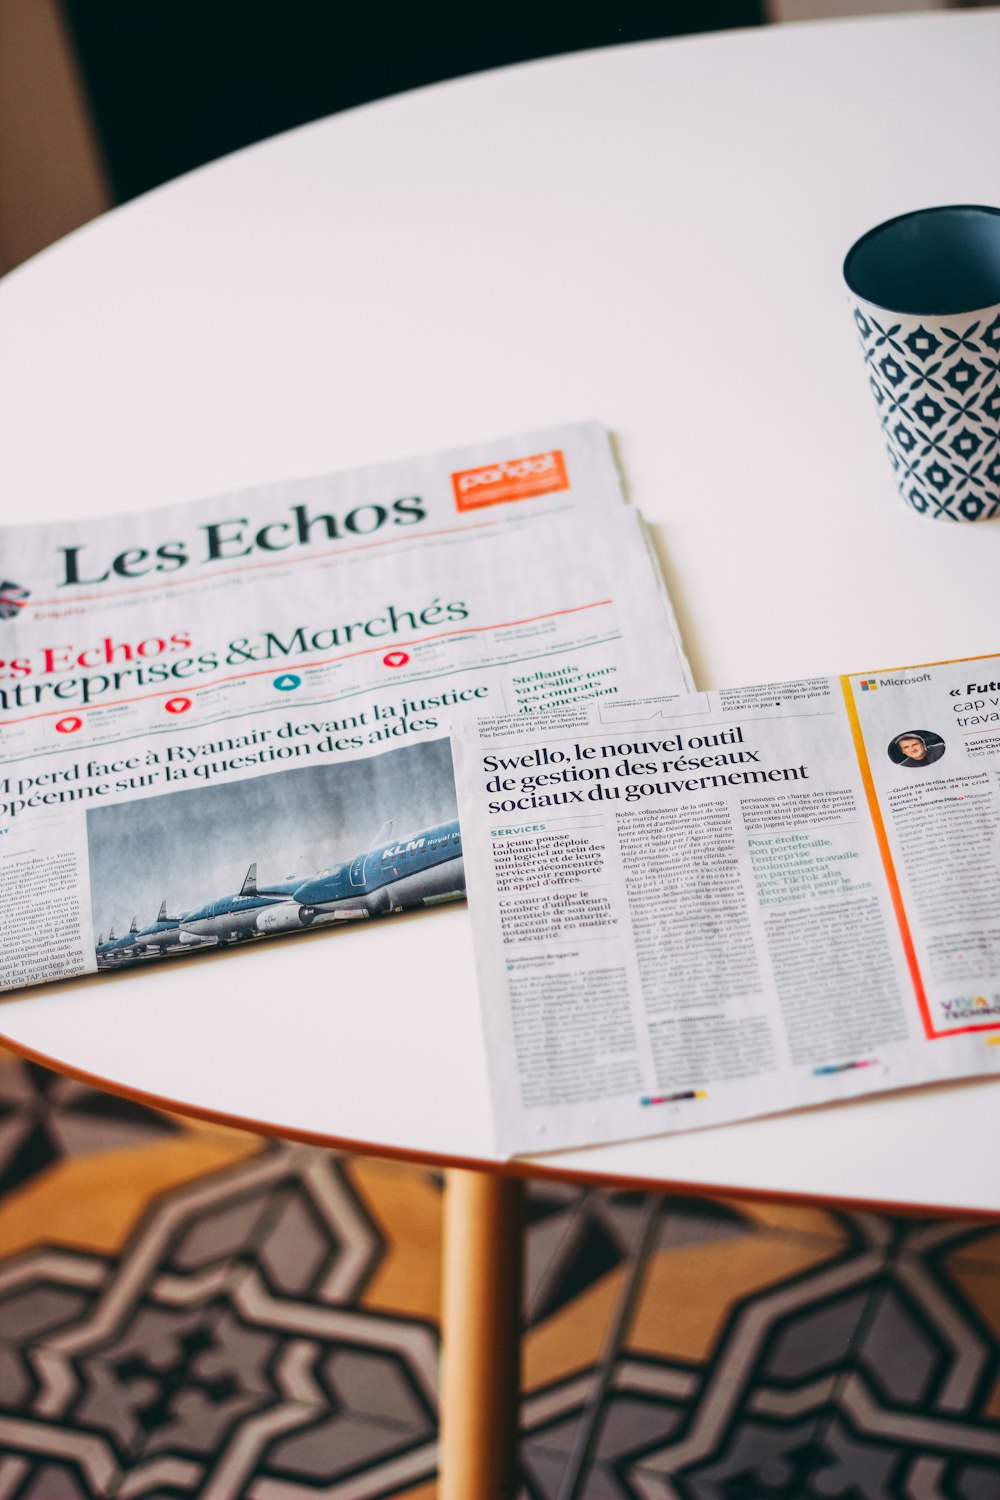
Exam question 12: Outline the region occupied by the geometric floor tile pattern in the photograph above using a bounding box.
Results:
[0,1053,997,1498]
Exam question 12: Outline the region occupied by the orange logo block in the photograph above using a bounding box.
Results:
[452,450,569,511]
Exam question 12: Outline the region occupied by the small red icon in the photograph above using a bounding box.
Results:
[382,651,410,668]
[165,697,192,714]
[55,716,83,734]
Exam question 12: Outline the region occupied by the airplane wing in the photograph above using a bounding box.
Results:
[239,863,258,898]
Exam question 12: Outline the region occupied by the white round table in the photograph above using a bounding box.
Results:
[2,11,999,1490]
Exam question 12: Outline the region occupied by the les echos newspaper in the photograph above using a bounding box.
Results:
[0,423,691,994]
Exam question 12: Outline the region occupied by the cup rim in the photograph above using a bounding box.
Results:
[844,203,1000,317]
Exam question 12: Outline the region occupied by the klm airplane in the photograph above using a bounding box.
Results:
[132,901,205,956]
[98,917,141,964]
[95,928,118,963]
[96,817,464,964]
[179,863,317,945]
[292,817,464,917]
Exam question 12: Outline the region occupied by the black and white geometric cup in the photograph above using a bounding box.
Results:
[844,205,1000,521]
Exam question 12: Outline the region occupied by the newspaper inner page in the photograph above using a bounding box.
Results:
[0,425,693,993]
[452,656,1000,1155]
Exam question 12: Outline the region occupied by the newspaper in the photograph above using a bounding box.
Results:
[452,656,1000,1155]
[0,424,693,993]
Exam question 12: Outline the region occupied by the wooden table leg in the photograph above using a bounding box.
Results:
[440,1168,524,1500]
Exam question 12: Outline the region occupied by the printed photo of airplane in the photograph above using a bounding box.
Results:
[95,907,199,965]
[179,862,319,946]
[131,900,203,956]
[94,817,464,965]
[95,917,141,964]
[291,817,464,919]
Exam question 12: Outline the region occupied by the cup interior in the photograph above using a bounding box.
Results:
[844,205,1000,317]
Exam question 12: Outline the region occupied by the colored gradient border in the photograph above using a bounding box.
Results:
[841,669,1000,1041]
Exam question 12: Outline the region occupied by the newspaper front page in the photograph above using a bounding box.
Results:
[452,655,1000,1155]
[0,424,693,994]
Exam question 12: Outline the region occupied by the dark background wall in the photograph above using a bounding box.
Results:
[7,1,978,273]
[60,0,764,204]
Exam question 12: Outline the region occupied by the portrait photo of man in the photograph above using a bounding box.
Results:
[887,730,946,768]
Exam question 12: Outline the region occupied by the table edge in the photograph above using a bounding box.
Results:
[3,1029,997,1222]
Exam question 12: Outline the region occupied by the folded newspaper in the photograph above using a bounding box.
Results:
[0,423,693,992]
[452,659,1000,1154]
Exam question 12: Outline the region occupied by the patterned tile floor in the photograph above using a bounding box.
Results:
[0,1050,997,1498]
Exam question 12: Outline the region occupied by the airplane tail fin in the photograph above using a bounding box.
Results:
[108,927,116,941]
[97,934,103,946]
[239,862,258,898]
[156,900,167,923]
[371,818,395,849]
[129,916,138,933]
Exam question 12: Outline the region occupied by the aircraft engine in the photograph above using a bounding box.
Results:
[255,904,316,934]
[366,856,466,914]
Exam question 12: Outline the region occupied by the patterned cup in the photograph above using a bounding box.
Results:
[844,205,1000,521]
